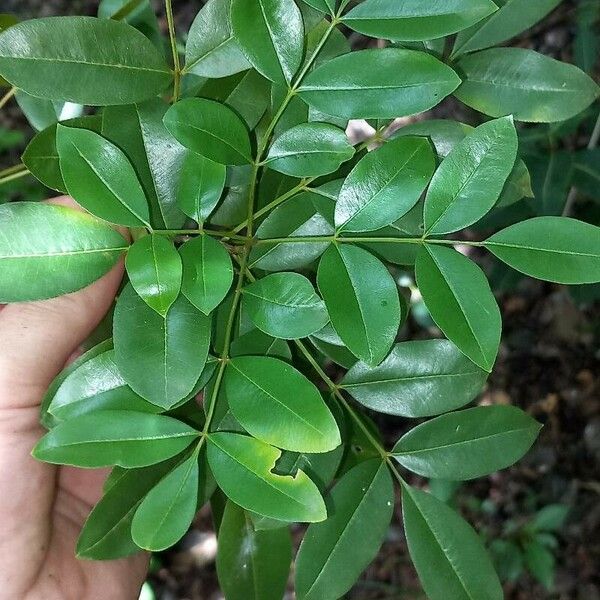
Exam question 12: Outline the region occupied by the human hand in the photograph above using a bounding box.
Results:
[0,198,147,599]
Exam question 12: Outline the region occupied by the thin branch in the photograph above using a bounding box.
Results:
[0,87,16,110]
[165,0,181,102]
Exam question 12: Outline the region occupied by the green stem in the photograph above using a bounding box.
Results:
[165,0,181,102]
[0,87,15,110]
[252,235,481,246]
[0,167,31,186]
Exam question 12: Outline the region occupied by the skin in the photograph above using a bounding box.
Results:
[0,198,146,600]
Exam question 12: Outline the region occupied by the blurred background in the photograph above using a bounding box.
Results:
[1,1,599,598]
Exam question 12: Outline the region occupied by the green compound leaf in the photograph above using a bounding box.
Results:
[415,244,501,372]
[180,235,234,315]
[132,451,200,551]
[455,48,600,123]
[164,97,252,165]
[393,405,542,480]
[216,501,292,600]
[336,136,435,233]
[126,234,182,316]
[402,483,503,600]
[0,202,128,303]
[231,0,304,84]
[224,356,340,452]
[114,283,211,409]
[484,217,600,284]
[295,460,394,600]
[33,410,199,468]
[56,125,151,228]
[0,17,171,105]
[177,153,226,225]
[242,272,330,340]
[299,48,461,119]
[207,432,327,523]
[184,0,250,78]
[343,0,497,42]
[341,340,488,418]
[318,244,401,366]
[424,116,518,235]
[265,122,355,178]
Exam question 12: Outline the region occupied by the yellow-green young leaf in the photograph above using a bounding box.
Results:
[265,123,355,178]
[56,125,151,227]
[177,153,226,225]
[113,284,211,409]
[231,0,304,84]
[299,49,461,119]
[180,235,234,315]
[164,98,252,165]
[224,356,340,452]
[484,217,600,284]
[242,272,330,340]
[184,0,250,78]
[0,202,128,303]
[452,0,561,57]
[0,17,171,105]
[295,460,394,600]
[33,410,199,468]
[49,349,160,419]
[402,484,503,600]
[207,432,327,523]
[77,458,180,559]
[22,115,102,193]
[415,245,501,372]
[126,235,182,316]
[455,48,600,123]
[342,0,497,42]
[101,100,188,230]
[335,136,435,233]
[341,340,488,418]
[424,116,518,235]
[132,452,200,551]
[216,501,292,600]
[393,405,542,480]
[318,244,401,366]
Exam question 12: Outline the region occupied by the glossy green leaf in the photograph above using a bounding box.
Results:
[207,432,326,522]
[0,17,171,105]
[125,234,182,316]
[224,356,340,452]
[184,0,250,78]
[415,244,501,371]
[455,48,600,123]
[318,244,401,366]
[242,272,330,339]
[48,349,160,419]
[0,202,127,303]
[231,0,304,84]
[336,136,435,233]
[295,460,394,600]
[56,125,151,227]
[402,484,503,600]
[77,458,179,559]
[484,217,600,284]
[392,118,473,157]
[343,0,497,42]
[114,284,211,408]
[102,100,188,229]
[301,0,335,14]
[299,48,461,119]
[453,0,561,57]
[132,452,200,551]
[180,235,234,315]
[217,501,292,600]
[164,97,252,165]
[265,123,354,177]
[177,153,226,224]
[341,340,487,418]
[393,405,542,480]
[230,328,292,362]
[33,410,198,468]
[15,90,83,132]
[424,116,518,235]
